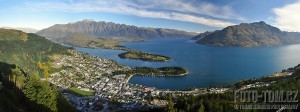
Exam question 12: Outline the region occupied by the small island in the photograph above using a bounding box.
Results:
[118,51,171,62]
[114,67,188,77]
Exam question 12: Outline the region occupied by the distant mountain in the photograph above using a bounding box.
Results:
[55,32,129,48]
[196,21,300,47]
[36,19,197,39]
[191,31,216,41]
[1,27,38,33]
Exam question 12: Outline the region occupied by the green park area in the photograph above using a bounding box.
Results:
[69,87,94,96]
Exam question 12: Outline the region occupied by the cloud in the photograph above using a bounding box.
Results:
[133,0,245,21]
[21,0,240,27]
[273,0,300,32]
[113,3,234,27]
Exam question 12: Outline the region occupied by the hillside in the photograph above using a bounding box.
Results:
[196,21,300,47]
[36,19,198,39]
[55,32,135,48]
[0,28,69,74]
[0,62,75,112]
[0,29,75,112]
[191,31,216,41]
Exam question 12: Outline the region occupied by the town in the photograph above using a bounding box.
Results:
[48,50,274,111]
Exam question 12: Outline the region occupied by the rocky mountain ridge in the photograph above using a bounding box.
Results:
[196,21,300,47]
[36,19,198,39]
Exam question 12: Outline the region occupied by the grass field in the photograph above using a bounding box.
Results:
[69,87,94,96]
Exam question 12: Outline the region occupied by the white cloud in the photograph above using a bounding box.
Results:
[273,0,300,32]
[115,4,234,27]
[21,0,240,27]
[125,0,244,20]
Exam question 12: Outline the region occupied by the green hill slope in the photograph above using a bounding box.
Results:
[0,28,69,75]
[0,29,75,112]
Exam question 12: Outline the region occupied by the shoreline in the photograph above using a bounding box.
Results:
[125,71,189,84]
[126,74,134,83]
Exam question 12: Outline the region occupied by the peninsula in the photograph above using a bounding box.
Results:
[118,50,170,62]
[114,66,188,77]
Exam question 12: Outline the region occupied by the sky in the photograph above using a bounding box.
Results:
[0,0,299,32]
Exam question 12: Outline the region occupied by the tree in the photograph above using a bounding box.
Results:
[166,93,175,112]
[198,103,205,112]
[37,61,50,79]
[167,100,175,112]
[23,74,58,112]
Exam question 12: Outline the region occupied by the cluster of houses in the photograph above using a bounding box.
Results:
[49,50,130,90]
[239,81,275,90]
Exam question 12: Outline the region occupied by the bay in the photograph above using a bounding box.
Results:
[75,38,300,90]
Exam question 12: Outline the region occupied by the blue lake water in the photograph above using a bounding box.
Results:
[75,38,300,90]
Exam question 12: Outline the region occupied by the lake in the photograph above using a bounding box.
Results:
[75,38,300,90]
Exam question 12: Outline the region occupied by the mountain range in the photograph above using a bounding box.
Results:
[195,21,300,47]
[36,19,198,39]
[36,20,300,47]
